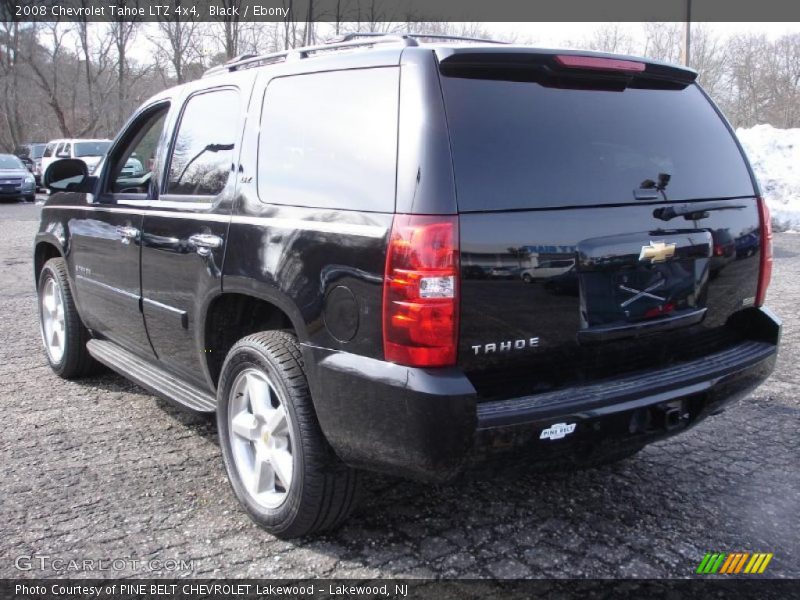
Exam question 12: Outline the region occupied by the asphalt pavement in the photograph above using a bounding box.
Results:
[1,200,798,579]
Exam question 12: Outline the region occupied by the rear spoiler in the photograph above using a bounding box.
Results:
[435,47,698,89]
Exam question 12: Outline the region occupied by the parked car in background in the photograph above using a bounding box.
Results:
[521,258,576,283]
[13,143,47,184]
[120,155,145,177]
[710,228,736,275]
[489,266,516,279]
[736,231,760,258]
[41,139,112,185]
[39,141,57,185]
[0,153,36,202]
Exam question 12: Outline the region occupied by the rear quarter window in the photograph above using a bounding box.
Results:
[440,77,755,211]
[257,68,399,212]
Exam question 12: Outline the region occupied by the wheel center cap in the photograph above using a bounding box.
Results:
[262,431,270,444]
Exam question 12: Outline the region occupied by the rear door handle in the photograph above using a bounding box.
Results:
[116,225,139,244]
[188,233,223,257]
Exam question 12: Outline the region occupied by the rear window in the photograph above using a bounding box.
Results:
[74,141,110,158]
[440,77,755,211]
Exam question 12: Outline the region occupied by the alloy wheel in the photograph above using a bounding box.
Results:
[40,277,66,364]
[228,368,295,509]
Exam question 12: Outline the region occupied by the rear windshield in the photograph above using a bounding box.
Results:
[440,77,755,211]
[74,141,110,158]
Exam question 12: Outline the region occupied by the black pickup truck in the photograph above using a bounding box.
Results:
[34,34,780,538]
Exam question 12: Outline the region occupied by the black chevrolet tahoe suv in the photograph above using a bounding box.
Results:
[34,34,780,538]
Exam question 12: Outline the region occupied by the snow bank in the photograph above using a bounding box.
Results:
[736,124,800,231]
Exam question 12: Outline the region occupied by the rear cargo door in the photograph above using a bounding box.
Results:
[438,53,762,397]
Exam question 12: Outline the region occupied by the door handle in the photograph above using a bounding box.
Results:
[116,225,139,245]
[188,233,223,257]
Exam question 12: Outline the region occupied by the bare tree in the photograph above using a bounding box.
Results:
[150,9,201,84]
[213,0,243,60]
[579,23,637,55]
[688,25,726,102]
[0,20,26,148]
[4,18,800,146]
[405,22,500,42]
[108,19,140,129]
[22,22,74,137]
[726,34,772,127]
[768,33,800,127]
[642,22,683,63]
[74,18,115,136]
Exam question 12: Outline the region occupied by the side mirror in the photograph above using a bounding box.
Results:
[44,158,88,192]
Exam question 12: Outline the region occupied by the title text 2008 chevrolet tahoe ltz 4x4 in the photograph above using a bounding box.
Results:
[34,34,780,538]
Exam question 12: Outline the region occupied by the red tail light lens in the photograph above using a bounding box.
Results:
[756,197,773,306]
[383,215,459,367]
[554,55,646,73]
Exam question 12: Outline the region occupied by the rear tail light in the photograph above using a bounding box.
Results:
[554,55,646,73]
[713,244,724,257]
[756,197,773,306]
[383,214,459,367]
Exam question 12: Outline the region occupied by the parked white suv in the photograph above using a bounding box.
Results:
[41,139,112,184]
[520,258,576,283]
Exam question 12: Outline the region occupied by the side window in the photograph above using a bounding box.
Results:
[105,104,169,196]
[55,143,67,158]
[257,68,399,212]
[165,89,239,198]
[62,143,72,157]
[43,144,54,158]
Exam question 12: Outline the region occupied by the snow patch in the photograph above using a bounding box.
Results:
[736,124,800,231]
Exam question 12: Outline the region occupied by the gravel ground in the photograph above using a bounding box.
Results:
[1,200,798,579]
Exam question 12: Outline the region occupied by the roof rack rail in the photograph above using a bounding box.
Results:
[202,31,506,78]
[339,31,507,45]
[202,34,416,78]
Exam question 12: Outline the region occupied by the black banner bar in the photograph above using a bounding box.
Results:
[3,0,800,23]
[3,579,800,600]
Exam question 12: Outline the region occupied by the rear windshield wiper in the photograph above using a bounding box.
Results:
[653,203,746,222]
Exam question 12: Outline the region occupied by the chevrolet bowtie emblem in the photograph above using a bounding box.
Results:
[639,240,676,263]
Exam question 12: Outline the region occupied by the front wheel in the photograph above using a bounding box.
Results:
[217,331,360,538]
[37,258,99,378]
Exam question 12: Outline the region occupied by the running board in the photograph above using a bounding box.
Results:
[87,339,216,412]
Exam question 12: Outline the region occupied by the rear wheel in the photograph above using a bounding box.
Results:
[217,331,360,538]
[37,258,99,378]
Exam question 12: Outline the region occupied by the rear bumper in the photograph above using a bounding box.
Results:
[303,307,780,481]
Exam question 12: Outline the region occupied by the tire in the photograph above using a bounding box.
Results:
[37,258,99,378]
[25,195,35,203]
[217,331,361,538]
[522,273,533,284]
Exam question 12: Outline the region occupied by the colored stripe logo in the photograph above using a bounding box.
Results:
[696,552,773,574]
